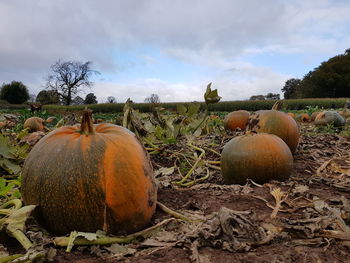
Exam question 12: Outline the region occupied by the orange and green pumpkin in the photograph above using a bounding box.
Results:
[23,117,45,132]
[314,111,345,127]
[224,110,250,131]
[297,113,311,123]
[247,110,300,153]
[21,110,157,235]
[221,132,293,185]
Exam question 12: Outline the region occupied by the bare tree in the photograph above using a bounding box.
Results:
[45,60,99,105]
[144,94,160,104]
[107,96,116,103]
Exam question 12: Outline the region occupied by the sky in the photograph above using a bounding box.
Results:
[0,0,350,103]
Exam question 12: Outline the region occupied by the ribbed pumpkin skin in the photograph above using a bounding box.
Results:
[224,110,250,131]
[221,133,293,185]
[21,123,157,235]
[23,117,45,132]
[248,110,300,153]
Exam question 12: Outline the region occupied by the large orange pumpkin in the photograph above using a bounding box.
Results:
[21,110,157,235]
[224,110,250,131]
[247,110,300,153]
[221,132,293,184]
[23,117,45,132]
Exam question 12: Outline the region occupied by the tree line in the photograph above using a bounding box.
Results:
[1,48,349,105]
[282,48,350,99]
[0,60,159,105]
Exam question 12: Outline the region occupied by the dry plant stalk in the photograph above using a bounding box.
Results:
[270,188,288,218]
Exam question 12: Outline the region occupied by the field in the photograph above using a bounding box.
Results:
[1,104,350,262]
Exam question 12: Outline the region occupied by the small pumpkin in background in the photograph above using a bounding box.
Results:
[223,110,250,131]
[339,110,350,118]
[314,111,345,127]
[0,121,6,128]
[246,110,300,153]
[21,109,157,235]
[45,116,56,123]
[287,112,295,118]
[23,117,45,132]
[311,111,320,122]
[221,132,293,185]
[297,113,311,123]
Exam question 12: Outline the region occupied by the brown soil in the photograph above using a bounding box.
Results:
[2,123,350,263]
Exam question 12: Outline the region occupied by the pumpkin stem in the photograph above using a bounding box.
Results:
[80,109,95,135]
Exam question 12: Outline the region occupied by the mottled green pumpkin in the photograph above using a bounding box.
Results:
[221,133,293,185]
[21,110,157,235]
[247,110,300,153]
[314,111,345,127]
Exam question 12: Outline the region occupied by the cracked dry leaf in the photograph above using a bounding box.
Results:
[105,243,136,256]
[3,205,36,234]
[196,207,275,252]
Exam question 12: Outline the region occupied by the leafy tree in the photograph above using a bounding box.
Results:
[107,96,116,103]
[84,93,98,104]
[0,81,29,104]
[266,93,280,100]
[36,90,60,104]
[72,96,84,105]
[249,95,266,101]
[297,49,350,98]
[45,60,99,105]
[281,78,300,99]
[144,94,160,104]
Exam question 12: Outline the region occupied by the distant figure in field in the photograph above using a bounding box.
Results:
[30,104,42,114]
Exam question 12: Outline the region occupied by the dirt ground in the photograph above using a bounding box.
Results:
[2,123,350,263]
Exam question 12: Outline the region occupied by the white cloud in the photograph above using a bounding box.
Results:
[0,0,349,102]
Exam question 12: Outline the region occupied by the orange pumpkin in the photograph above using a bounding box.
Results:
[45,116,56,123]
[247,110,300,153]
[287,112,295,118]
[311,111,320,121]
[221,132,293,184]
[0,121,6,128]
[224,110,250,131]
[21,110,157,235]
[297,113,311,122]
[23,117,45,132]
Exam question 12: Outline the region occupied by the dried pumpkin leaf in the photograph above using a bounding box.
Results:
[204,83,221,105]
